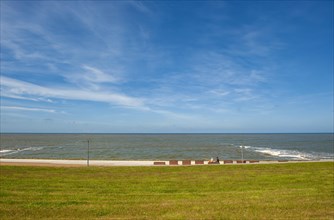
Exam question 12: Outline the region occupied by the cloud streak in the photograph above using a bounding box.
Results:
[1,106,57,113]
[81,65,119,83]
[1,76,144,107]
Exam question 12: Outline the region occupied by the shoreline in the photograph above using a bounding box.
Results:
[0,158,333,167]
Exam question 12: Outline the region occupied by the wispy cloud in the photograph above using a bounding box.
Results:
[81,65,119,83]
[209,89,230,97]
[234,88,258,101]
[144,50,269,111]
[62,65,122,90]
[191,51,269,86]
[2,1,272,115]
[127,1,153,15]
[1,76,144,107]
[1,106,57,113]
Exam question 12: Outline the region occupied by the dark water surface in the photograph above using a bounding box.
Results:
[1,133,333,160]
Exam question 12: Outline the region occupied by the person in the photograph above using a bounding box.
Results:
[216,157,220,164]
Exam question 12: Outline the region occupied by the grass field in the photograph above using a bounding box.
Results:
[1,162,333,219]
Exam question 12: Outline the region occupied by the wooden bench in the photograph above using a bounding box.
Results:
[249,160,259,163]
[223,160,233,164]
[208,161,220,164]
[169,160,179,165]
[182,160,191,165]
[195,160,204,165]
[236,160,246,163]
[153,161,166,165]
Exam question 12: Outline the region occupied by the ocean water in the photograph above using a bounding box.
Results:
[0,133,333,161]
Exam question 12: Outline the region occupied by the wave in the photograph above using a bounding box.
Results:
[0,147,44,156]
[239,145,334,160]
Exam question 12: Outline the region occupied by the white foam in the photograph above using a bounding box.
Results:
[236,145,333,160]
[0,147,44,156]
[254,147,313,160]
[0,150,13,154]
[239,146,251,149]
[257,149,281,156]
[0,149,17,156]
[260,148,334,160]
[22,147,44,151]
[0,150,14,153]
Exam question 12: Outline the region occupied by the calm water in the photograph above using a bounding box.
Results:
[0,133,333,160]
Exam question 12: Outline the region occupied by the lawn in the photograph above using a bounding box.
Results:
[1,162,333,219]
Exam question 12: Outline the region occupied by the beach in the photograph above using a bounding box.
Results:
[0,158,154,167]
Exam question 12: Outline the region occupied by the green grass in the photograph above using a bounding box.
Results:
[1,162,333,219]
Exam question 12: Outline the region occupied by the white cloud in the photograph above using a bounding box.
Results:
[62,65,122,90]
[209,89,230,97]
[81,65,119,83]
[190,51,268,87]
[1,76,144,107]
[1,106,56,113]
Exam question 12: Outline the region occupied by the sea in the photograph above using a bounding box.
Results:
[0,133,333,161]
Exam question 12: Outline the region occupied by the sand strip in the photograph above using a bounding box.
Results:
[0,159,157,167]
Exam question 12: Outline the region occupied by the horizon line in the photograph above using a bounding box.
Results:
[1,132,333,135]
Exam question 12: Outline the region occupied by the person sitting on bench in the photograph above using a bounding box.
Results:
[208,157,220,164]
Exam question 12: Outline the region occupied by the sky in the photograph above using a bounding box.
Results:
[0,1,333,133]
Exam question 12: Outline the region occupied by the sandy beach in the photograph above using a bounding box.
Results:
[0,158,332,167]
[0,159,155,167]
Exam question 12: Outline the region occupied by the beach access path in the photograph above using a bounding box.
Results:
[0,158,332,167]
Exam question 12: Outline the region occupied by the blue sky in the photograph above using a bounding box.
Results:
[1,1,333,133]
